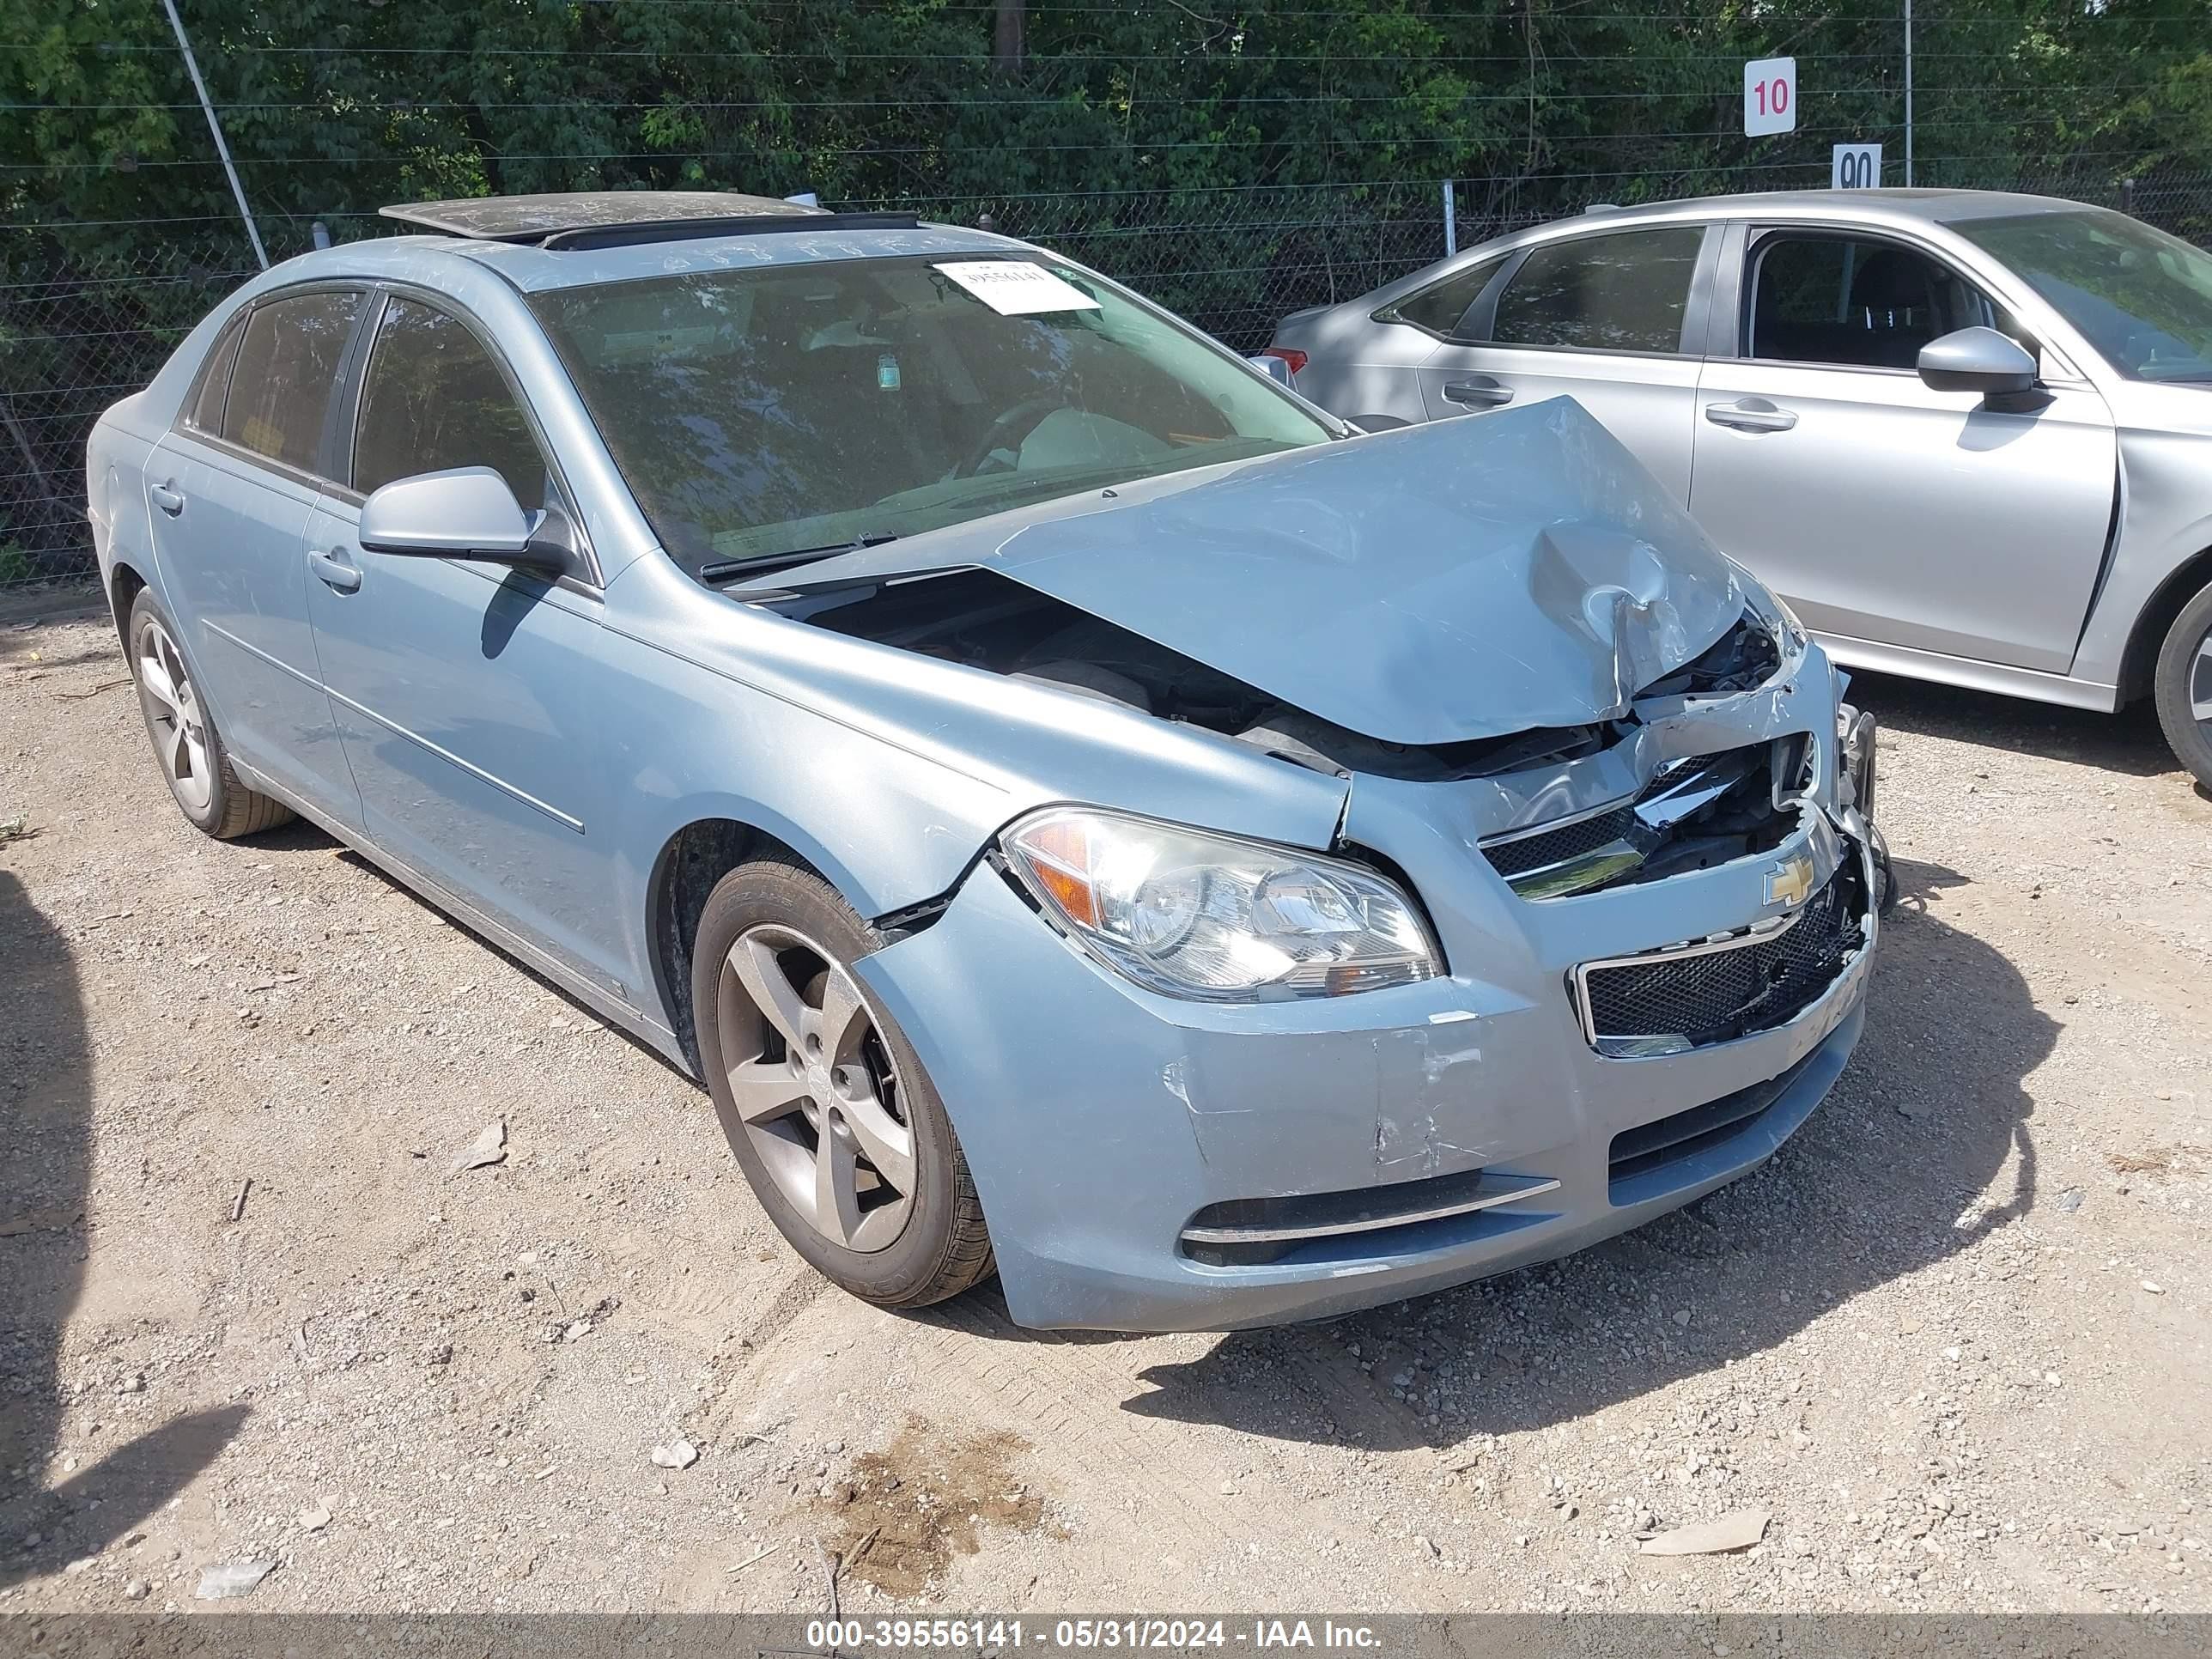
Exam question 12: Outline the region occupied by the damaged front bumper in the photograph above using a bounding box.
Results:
[857,639,1878,1332]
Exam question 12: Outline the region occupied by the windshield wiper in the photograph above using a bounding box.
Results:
[698,532,901,586]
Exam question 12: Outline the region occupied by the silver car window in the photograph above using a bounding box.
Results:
[1951,209,2212,383]
[1490,227,1705,355]
[1747,234,2004,370]
[1374,254,1508,341]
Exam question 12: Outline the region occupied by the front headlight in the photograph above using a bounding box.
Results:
[1742,577,1808,652]
[1001,807,1441,1002]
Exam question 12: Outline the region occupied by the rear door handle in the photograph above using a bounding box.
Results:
[150,482,185,515]
[1705,400,1798,433]
[307,547,362,593]
[1442,379,1515,408]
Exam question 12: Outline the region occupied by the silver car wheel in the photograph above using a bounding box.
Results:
[715,923,916,1254]
[136,615,213,814]
[2191,630,2212,726]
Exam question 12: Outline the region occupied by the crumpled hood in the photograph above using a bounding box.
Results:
[752,398,1749,747]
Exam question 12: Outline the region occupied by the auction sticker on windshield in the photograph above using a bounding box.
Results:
[935,259,1103,315]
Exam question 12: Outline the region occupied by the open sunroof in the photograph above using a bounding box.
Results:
[380,190,835,243]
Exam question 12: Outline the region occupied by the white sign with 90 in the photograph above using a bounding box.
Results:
[1743,57,1797,137]
[1832,143,1883,189]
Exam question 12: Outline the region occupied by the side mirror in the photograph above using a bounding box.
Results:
[1917,326,2039,399]
[1248,353,1296,388]
[358,466,564,571]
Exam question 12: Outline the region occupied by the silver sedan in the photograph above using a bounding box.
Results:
[1265,189,2212,787]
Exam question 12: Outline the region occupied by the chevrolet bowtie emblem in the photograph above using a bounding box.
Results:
[1765,853,1816,908]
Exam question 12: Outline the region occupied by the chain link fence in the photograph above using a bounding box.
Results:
[8,164,2211,592]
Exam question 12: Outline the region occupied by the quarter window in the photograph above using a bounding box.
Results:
[1491,228,1705,354]
[183,312,246,434]
[1376,256,1507,340]
[352,297,551,511]
[1748,235,2008,369]
[220,290,362,473]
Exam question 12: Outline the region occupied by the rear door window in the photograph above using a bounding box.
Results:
[220,290,363,474]
[1491,227,1706,354]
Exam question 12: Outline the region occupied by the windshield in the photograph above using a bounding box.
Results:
[1950,208,2212,382]
[528,253,1334,574]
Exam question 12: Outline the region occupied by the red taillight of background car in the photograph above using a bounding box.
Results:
[1260,346,1308,374]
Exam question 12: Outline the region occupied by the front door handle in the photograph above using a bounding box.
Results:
[1442,379,1516,408]
[150,481,185,515]
[307,547,362,593]
[1705,400,1798,433]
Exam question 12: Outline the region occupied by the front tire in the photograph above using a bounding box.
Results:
[690,857,993,1308]
[2153,581,2212,791]
[125,589,294,839]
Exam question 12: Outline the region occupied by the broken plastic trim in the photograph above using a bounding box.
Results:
[1481,740,1802,902]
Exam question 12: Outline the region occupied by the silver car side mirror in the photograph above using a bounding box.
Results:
[1247,354,1295,388]
[358,466,561,569]
[1917,326,2039,398]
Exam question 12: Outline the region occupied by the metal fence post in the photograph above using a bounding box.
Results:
[1442,179,1457,257]
[2121,177,2136,217]
[161,0,268,270]
[1903,0,1915,188]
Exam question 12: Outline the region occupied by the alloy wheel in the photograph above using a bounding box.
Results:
[136,616,213,814]
[715,923,916,1253]
[2192,627,2212,732]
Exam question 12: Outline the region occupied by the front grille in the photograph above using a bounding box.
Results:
[1480,742,1799,901]
[1578,860,1867,1052]
[1482,805,1638,879]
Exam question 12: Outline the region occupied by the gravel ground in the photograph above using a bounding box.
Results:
[1,592,2207,1618]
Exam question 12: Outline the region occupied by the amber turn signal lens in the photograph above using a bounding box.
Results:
[1014,814,1097,928]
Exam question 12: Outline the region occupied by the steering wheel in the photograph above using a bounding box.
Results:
[955,395,1071,478]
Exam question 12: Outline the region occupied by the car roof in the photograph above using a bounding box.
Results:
[247,218,1033,296]
[1535,186,2103,234]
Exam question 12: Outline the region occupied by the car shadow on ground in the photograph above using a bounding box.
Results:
[923,856,2053,1452]
[0,868,246,1588]
[1847,666,2185,783]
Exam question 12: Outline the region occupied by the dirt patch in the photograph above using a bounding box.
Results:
[2106,1143,2210,1178]
[817,1417,1048,1596]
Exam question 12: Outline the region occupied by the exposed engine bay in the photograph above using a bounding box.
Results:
[769,566,1778,783]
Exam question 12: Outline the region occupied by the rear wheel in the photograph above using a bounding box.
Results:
[126,590,293,839]
[690,858,993,1308]
[2153,581,2212,791]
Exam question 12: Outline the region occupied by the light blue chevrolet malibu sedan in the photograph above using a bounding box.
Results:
[85,191,1884,1331]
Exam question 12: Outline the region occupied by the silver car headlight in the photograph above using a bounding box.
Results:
[1001,807,1441,1001]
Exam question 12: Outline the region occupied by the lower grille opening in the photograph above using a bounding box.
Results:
[1607,1049,1817,1194]
[1180,1168,1559,1267]
[1577,856,1868,1054]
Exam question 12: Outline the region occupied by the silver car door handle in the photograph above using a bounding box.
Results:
[150,482,185,515]
[1442,380,1515,408]
[1705,401,1798,433]
[307,547,362,592]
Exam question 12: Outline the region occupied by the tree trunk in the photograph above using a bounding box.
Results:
[993,0,1025,76]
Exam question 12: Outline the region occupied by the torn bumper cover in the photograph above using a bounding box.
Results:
[857,642,1877,1332]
